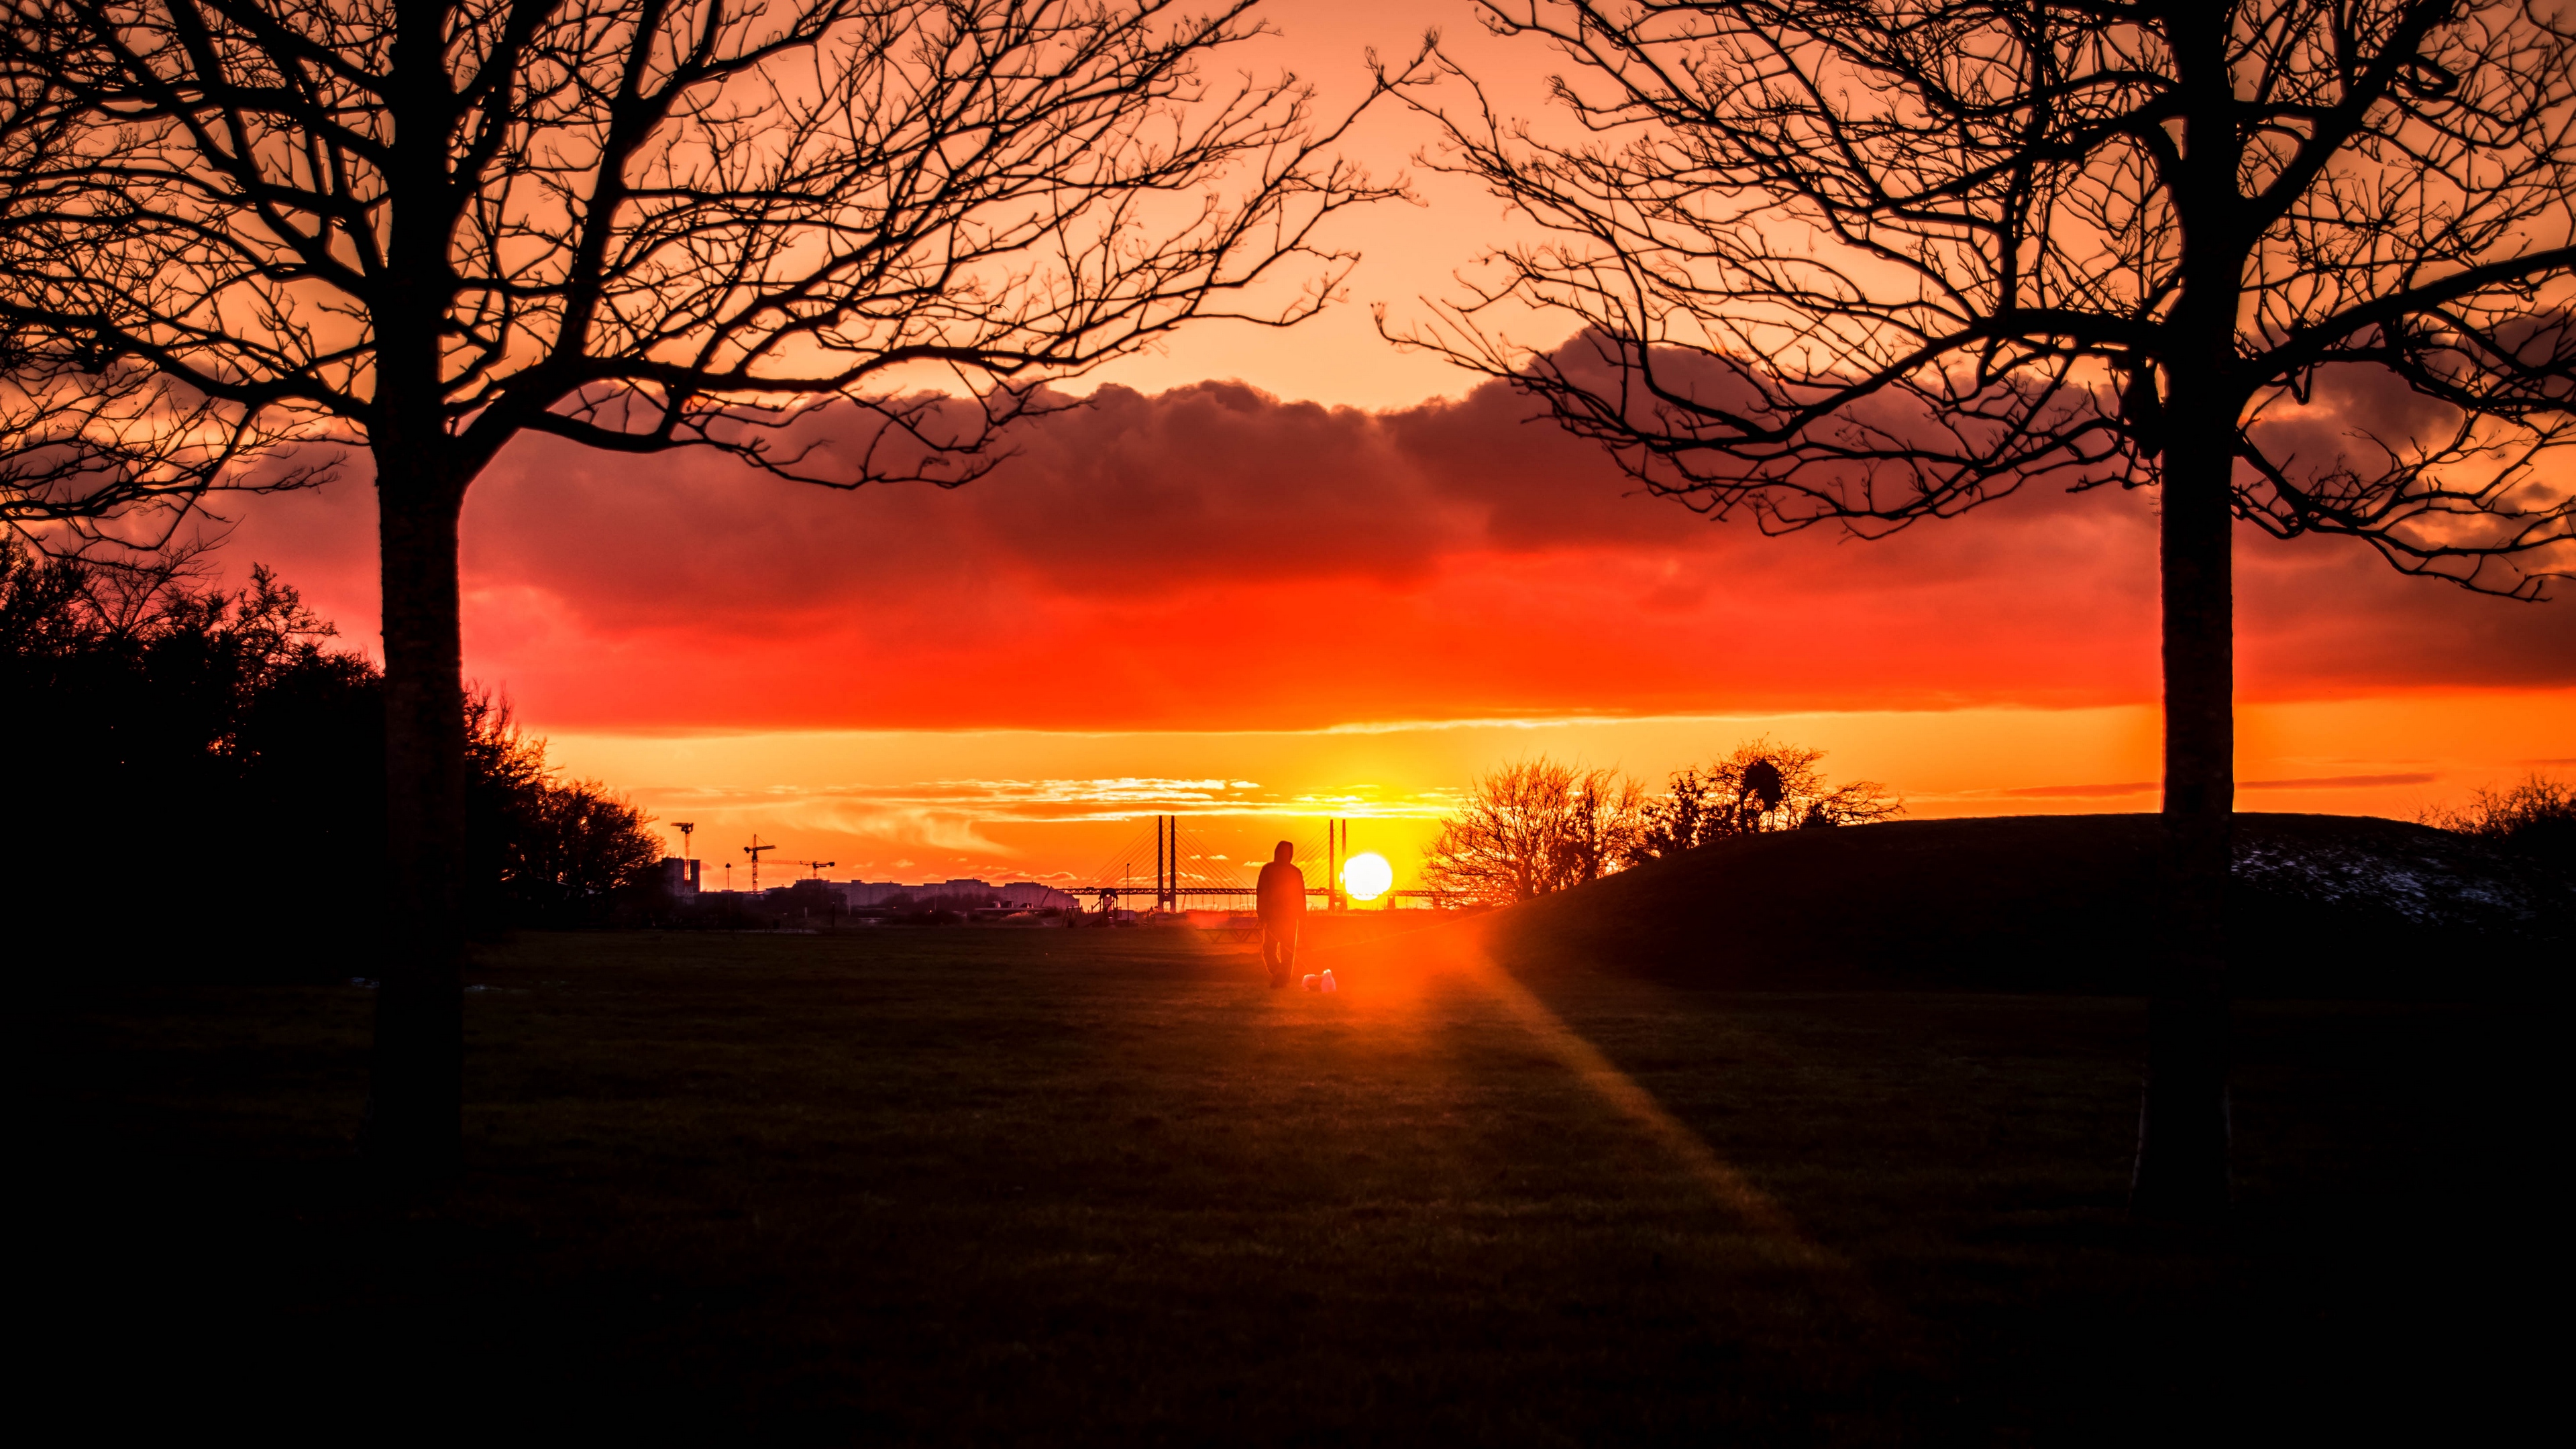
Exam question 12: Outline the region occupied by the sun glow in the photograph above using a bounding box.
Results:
[1342,851,1393,902]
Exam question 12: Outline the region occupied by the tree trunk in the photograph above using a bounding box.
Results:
[362,452,469,1176]
[2133,394,2235,1220]
[2129,2,2243,1221]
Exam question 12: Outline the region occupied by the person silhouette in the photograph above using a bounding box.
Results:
[1255,840,1305,989]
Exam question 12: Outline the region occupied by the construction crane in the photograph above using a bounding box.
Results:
[743,835,776,893]
[669,821,700,892]
[801,859,836,879]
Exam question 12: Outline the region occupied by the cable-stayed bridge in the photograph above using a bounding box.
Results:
[1079,814,1448,912]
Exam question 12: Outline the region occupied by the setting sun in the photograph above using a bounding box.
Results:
[1342,851,1394,902]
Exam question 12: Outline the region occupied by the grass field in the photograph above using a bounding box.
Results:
[38,922,2536,1442]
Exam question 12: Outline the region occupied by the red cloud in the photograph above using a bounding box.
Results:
[216,376,2576,731]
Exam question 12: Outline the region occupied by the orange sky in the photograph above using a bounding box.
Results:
[207,0,2573,894]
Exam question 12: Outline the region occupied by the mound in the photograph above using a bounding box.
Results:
[1376,814,2569,997]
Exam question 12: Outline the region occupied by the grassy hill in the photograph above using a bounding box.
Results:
[1363,813,2569,997]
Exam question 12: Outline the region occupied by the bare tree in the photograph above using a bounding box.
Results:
[1424,756,1646,904]
[2419,770,2575,865]
[1628,763,1721,860]
[1629,737,1902,859]
[1,0,1408,1171]
[1562,763,1651,881]
[1396,0,2574,1216]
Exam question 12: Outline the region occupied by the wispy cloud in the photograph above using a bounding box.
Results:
[1992,781,2159,798]
[621,775,1457,833]
[1968,769,2443,800]
[2239,772,2437,790]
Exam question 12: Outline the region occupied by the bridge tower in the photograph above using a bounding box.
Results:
[1155,814,1178,914]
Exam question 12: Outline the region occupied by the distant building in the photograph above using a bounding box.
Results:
[659,858,702,896]
[771,878,841,908]
[835,878,1078,911]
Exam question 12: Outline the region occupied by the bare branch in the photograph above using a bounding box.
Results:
[2,0,1423,501]
[1387,0,2575,594]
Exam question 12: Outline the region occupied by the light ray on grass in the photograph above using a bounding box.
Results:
[1320,919,1850,1272]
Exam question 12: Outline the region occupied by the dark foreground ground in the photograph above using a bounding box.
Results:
[37,924,2539,1442]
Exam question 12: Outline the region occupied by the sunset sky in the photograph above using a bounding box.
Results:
[207,0,2573,894]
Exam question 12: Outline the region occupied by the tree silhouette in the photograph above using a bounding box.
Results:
[1,0,1406,1171]
[2420,771,2575,871]
[461,689,667,926]
[1629,738,1902,860]
[1424,757,1646,904]
[1397,0,2573,1215]
[3,537,667,947]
